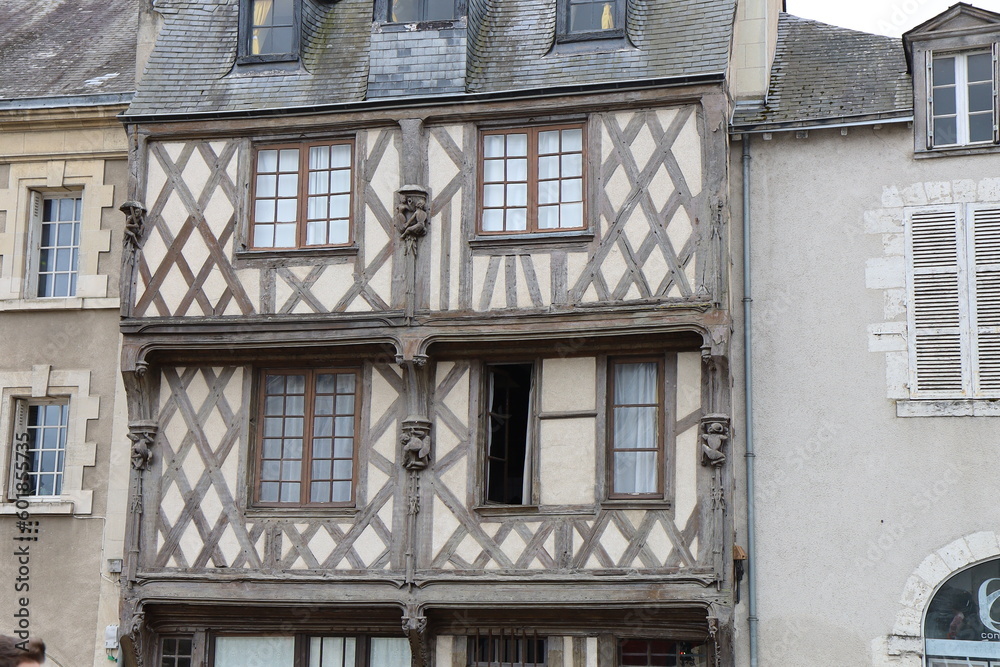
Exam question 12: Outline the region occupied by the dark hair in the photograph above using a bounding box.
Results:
[0,636,45,667]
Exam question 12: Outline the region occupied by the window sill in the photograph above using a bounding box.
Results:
[914,144,1000,159]
[0,296,118,311]
[243,506,359,519]
[896,399,1000,417]
[470,230,594,250]
[234,245,360,267]
[374,17,466,33]
[601,499,672,510]
[474,504,600,518]
[0,499,76,515]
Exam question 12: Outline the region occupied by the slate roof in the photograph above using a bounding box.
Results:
[127,0,370,116]
[467,0,737,92]
[0,0,136,101]
[127,0,736,117]
[731,14,913,130]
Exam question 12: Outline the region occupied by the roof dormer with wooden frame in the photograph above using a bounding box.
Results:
[904,2,1000,157]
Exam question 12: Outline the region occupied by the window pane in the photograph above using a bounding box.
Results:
[968,82,992,113]
[215,637,294,667]
[969,113,993,143]
[538,205,560,229]
[482,209,504,232]
[934,117,957,146]
[330,144,351,168]
[254,224,275,248]
[507,183,527,207]
[257,174,277,197]
[562,128,583,152]
[309,637,356,667]
[968,52,992,82]
[390,0,419,22]
[258,149,278,172]
[329,219,349,244]
[484,184,505,207]
[276,199,297,223]
[425,0,456,20]
[484,159,505,183]
[614,451,657,494]
[615,362,657,403]
[277,173,298,197]
[614,406,657,448]
[933,86,956,116]
[562,153,583,177]
[538,155,560,180]
[932,57,955,86]
[507,208,527,231]
[275,223,296,247]
[507,158,527,182]
[538,130,560,154]
[484,134,505,158]
[562,178,582,202]
[539,180,559,205]
[369,638,411,667]
[507,133,528,157]
[279,149,298,171]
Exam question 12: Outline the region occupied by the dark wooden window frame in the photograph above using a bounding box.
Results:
[607,356,666,500]
[205,633,412,666]
[617,637,710,666]
[467,630,547,667]
[373,0,467,24]
[556,0,626,42]
[159,636,195,667]
[248,139,356,251]
[252,367,361,508]
[238,0,300,63]
[477,123,588,236]
[478,357,541,510]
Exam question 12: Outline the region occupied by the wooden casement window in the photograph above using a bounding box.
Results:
[383,0,464,22]
[618,638,709,666]
[240,0,299,62]
[160,637,194,667]
[484,363,534,505]
[250,140,354,249]
[210,635,411,666]
[928,48,998,148]
[479,125,586,234]
[33,193,82,298]
[904,204,1000,398]
[255,369,359,506]
[608,359,664,498]
[468,630,546,666]
[556,0,625,41]
[8,400,69,499]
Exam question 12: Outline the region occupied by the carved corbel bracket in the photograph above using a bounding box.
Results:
[700,414,730,468]
[120,200,148,251]
[401,416,432,471]
[402,603,430,667]
[119,603,147,667]
[394,186,430,253]
[128,420,159,472]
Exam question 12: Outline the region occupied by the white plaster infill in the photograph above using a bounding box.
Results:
[865,177,1000,416]
[872,531,1000,667]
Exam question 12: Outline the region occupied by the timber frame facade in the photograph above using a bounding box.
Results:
[118,2,739,665]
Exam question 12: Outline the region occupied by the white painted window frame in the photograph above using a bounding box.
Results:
[28,189,84,299]
[927,46,1000,148]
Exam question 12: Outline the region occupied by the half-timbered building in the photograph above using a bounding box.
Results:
[118,1,746,665]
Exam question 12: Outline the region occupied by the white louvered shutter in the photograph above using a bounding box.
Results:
[905,206,970,396]
[7,400,29,501]
[969,205,1000,395]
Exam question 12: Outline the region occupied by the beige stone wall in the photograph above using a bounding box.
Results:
[733,125,1000,666]
[0,106,128,665]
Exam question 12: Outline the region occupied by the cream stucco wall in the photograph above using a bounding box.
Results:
[732,125,1000,666]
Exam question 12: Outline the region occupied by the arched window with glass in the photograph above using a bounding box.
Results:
[925,558,1000,666]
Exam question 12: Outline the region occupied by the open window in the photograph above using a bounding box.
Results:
[484,363,534,505]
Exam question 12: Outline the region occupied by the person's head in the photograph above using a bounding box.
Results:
[0,636,45,667]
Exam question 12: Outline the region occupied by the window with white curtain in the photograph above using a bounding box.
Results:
[609,359,662,498]
[211,636,410,667]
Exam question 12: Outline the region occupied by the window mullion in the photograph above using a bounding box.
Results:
[958,54,971,144]
[993,43,999,143]
[302,369,315,505]
[529,128,539,233]
[960,205,978,396]
[298,145,309,249]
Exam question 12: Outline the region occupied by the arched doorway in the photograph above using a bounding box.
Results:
[925,558,1000,666]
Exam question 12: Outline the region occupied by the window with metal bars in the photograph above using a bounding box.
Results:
[618,638,709,666]
[160,637,194,667]
[904,203,1000,398]
[467,630,546,666]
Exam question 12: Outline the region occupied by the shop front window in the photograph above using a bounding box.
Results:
[925,558,1000,666]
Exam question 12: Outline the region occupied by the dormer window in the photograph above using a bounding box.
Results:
[386,0,461,23]
[240,0,298,62]
[930,51,996,147]
[557,0,624,42]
